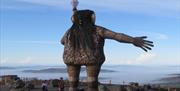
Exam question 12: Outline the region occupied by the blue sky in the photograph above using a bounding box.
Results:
[0,0,180,66]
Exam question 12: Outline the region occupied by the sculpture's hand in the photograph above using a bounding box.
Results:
[133,36,154,52]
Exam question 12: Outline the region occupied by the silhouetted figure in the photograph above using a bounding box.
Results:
[58,77,65,91]
[41,80,48,91]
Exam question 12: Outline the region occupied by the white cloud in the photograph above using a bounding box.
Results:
[19,56,32,64]
[1,57,33,65]
[2,0,179,18]
[0,58,8,64]
[137,31,169,40]
[1,56,32,65]
[17,0,69,7]
[155,33,169,40]
[4,40,58,44]
[136,52,157,63]
[117,52,157,65]
[0,56,62,66]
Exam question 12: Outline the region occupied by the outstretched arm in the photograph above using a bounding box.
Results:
[96,26,154,52]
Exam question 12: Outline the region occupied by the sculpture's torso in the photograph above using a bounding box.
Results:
[63,27,105,65]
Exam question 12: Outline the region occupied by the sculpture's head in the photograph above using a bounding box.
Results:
[68,10,96,51]
[71,10,96,26]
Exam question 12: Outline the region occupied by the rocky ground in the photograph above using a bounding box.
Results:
[1,83,180,91]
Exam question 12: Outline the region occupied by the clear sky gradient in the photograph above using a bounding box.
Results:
[0,0,180,66]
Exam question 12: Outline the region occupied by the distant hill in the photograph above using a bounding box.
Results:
[22,67,116,73]
[0,67,15,69]
[155,73,180,88]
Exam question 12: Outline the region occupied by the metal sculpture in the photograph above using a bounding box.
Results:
[61,1,154,91]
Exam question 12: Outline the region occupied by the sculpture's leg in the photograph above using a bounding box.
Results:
[86,64,101,91]
[67,65,81,91]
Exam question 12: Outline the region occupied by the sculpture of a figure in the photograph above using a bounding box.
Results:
[61,1,153,91]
